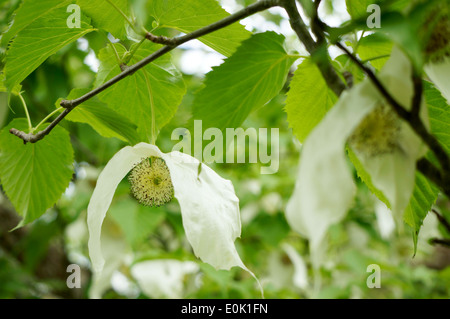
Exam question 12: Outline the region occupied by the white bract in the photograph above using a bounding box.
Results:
[87,143,259,287]
[286,47,428,267]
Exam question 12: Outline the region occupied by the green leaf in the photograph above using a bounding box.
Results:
[63,88,140,145]
[345,0,374,20]
[148,0,251,57]
[0,119,74,226]
[403,172,439,255]
[109,199,165,247]
[95,41,186,142]
[401,81,450,252]
[357,33,393,70]
[192,32,297,131]
[349,83,446,254]
[285,58,337,143]
[379,11,424,70]
[4,4,95,91]
[0,93,8,129]
[347,147,391,208]
[345,0,410,20]
[76,0,128,39]
[0,0,71,47]
[425,82,450,154]
[0,73,21,95]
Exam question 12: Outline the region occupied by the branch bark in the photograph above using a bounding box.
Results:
[300,3,450,198]
[280,0,346,97]
[334,41,450,197]
[432,209,450,234]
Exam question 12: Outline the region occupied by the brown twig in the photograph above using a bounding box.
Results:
[432,209,450,234]
[334,41,450,195]
[280,0,346,97]
[429,238,450,247]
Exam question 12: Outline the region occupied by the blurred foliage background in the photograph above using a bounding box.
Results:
[0,0,449,299]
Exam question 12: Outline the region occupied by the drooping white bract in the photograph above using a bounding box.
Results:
[374,198,396,240]
[87,143,253,278]
[286,47,427,268]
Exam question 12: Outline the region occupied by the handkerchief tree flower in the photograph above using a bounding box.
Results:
[286,47,428,267]
[2,0,450,299]
[285,2,450,269]
[87,142,262,293]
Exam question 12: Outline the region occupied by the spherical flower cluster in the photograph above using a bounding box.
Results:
[128,156,174,207]
[87,143,260,290]
[286,47,428,268]
[348,102,401,157]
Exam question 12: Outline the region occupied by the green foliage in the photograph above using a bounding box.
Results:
[95,41,186,142]
[147,0,250,57]
[0,0,449,300]
[1,0,71,46]
[63,88,140,145]
[426,82,450,154]
[192,32,296,131]
[404,172,439,254]
[356,33,393,70]
[0,119,74,227]
[285,58,337,143]
[77,0,129,39]
[347,147,391,208]
[4,4,95,91]
[109,196,166,248]
[345,0,374,20]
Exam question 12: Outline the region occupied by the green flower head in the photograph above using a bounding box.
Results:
[128,156,174,207]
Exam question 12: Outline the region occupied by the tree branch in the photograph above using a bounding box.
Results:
[417,158,450,198]
[9,0,281,144]
[146,0,282,46]
[9,108,71,144]
[411,72,423,118]
[280,0,346,97]
[335,42,411,119]
[432,209,450,234]
[282,0,450,199]
[429,238,450,247]
[335,42,450,185]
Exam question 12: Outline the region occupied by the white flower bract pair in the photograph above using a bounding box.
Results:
[87,143,257,284]
[286,47,428,267]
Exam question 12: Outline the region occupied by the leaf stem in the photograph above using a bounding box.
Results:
[142,69,156,145]
[107,38,122,66]
[280,0,346,96]
[32,107,64,133]
[105,0,140,35]
[124,38,146,65]
[360,54,390,64]
[18,92,32,132]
